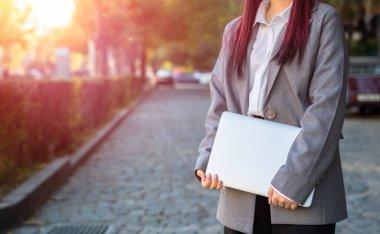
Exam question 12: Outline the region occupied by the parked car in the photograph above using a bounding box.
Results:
[193,71,212,84]
[25,69,44,80]
[347,63,380,113]
[156,70,174,87]
[173,72,199,84]
[72,68,90,77]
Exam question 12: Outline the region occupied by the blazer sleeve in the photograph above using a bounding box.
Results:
[193,21,233,182]
[271,9,349,204]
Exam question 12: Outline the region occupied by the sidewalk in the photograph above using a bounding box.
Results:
[12,87,222,234]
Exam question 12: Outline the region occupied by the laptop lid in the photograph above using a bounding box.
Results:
[205,111,314,207]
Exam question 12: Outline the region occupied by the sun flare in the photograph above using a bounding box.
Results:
[17,0,75,29]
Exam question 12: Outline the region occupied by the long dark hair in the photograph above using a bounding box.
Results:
[228,0,317,77]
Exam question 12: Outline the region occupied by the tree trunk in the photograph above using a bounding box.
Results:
[94,0,108,77]
[125,44,137,76]
[376,15,380,63]
[140,41,146,84]
[95,39,108,76]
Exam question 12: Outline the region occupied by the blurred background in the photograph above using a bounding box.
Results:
[1,0,380,84]
[0,0,379,234]
[0,0,241,80]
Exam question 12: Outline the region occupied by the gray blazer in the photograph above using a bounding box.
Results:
[194,2,348,233]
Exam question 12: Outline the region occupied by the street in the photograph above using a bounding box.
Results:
[11,84,380,234]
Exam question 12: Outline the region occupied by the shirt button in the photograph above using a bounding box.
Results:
[265,109,276,119]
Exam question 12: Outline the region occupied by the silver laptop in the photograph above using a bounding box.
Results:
[205,111,314,207]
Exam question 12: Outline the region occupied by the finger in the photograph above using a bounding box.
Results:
[271,195,279,206]
[210,174,218,190]
[278,198,286,207]
[291,203,298,210]
[284,201,294,208]
[205,174,212,189]
[206,174,213,188]
[197,170,206,181]
[272,201,278,206]
[216,179,223,190]
[202,174,212,188]
[267,187,273,204]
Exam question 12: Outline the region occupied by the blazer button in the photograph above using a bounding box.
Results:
[265,109,276,119]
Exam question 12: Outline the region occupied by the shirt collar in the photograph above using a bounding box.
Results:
[254,0,293,26]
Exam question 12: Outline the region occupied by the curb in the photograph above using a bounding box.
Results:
[0,84,156,232]
[0,157,71,232]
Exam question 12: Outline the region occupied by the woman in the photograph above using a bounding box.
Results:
[194,0,348,234]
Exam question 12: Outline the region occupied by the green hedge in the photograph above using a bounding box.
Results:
[0,76,144,183]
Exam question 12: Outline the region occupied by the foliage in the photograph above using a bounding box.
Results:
[325,0,380,19]
[68,0,242,71]
[0,76,144,185]
[0,0,33,66]
[325,0,380,56]
[159,0,241,69]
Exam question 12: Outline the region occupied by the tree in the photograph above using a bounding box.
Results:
[0,0,33,68]
[71,0,242,76]
[325,0,380,19]
[162,0,241,69]
[325,0,380,57]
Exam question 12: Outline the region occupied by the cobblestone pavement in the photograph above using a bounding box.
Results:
[10,85,380,234]
[337,111,380,234]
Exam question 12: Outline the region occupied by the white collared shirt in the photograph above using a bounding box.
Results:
[247,0,299,205]
[247,0,292,117]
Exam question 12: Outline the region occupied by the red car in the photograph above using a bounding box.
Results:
[347,62,380,113]
[155,70,174,87]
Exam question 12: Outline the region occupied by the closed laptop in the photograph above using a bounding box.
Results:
[205,111,314,207]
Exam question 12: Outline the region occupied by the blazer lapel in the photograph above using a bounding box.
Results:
[264,27,286,102]
[240,1,317,112]
[237,23,260,115]
[264,15,314,102]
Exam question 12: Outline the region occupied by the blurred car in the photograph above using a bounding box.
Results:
[72,68,90,77]
[193,71,212,84]
[173,72,199,84]
[347,62,380,113]
[25,69,44,80]
[156,70,174,87]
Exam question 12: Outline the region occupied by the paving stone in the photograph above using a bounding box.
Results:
[128,208,145,217]
[11,226,39,234]
[140,215,161,226]
[204,225,224,233]
[146,206,163,215]
[178,224,199,234]
[116,224,142,234]
[346,182,369,194]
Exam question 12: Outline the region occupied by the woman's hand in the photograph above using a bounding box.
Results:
[196,170,223,190]
[268,187,298,210]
